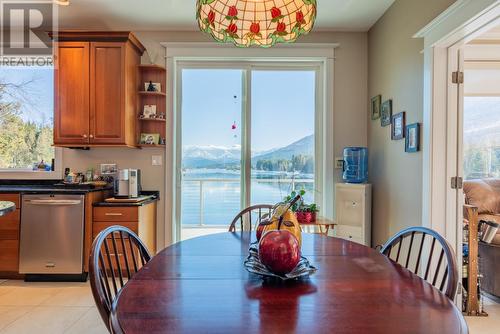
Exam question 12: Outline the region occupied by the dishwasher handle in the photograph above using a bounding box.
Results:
[26,199,82,206]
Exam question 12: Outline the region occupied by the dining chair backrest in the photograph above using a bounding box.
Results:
[89,226,152,332]
[229,204,274,232]
[380,226,458,300]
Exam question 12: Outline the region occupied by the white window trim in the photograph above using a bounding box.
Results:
[0,148,63,180]
[162,42,337,245]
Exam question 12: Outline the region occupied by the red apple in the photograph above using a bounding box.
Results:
[256,223,266,241]
[259,230,300,275]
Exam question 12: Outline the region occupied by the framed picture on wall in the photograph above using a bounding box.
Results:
[371,95,381,120]
[380,99,392,127]
[391,112,405,140]
[405,123,420,153]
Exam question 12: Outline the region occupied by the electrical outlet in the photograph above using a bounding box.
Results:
[335,157,344,169]
[152,155,162,166]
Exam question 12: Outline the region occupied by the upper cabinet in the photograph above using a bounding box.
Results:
[53,32,145,147]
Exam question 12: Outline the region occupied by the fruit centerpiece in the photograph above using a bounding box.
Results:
[244,195,317,280]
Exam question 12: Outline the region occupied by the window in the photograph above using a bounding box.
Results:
[0,66,55,171]
[463,96,500,179]
[179,64,318,240]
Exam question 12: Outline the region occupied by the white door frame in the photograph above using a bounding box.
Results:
[416,0,500,247]
[162,43,337,244]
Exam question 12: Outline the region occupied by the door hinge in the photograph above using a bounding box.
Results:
[452,71,464,84]
[451,176,463,189]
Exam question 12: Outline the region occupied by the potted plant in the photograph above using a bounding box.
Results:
[284,190,319,224]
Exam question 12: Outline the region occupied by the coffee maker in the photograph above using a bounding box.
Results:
[116,169,142,198]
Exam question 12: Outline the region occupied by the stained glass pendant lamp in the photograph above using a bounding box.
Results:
[197,0,317,48]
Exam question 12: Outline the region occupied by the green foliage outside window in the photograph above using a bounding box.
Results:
[0,80,54,169]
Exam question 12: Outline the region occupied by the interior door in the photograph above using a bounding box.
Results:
[54,42,90,145]
[89,42,125,144]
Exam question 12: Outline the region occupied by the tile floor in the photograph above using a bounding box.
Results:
[0,280,106,334]
[0,279,499,333]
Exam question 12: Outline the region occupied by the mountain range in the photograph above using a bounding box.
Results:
[182,135,313,169]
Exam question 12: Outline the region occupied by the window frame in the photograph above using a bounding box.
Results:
[170,55,333,242]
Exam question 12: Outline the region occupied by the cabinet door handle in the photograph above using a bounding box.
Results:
[82,134,88,138]
[105,212,123,216]
[90,134,94,138]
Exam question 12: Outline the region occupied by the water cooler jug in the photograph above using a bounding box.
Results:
[343,147,368,183]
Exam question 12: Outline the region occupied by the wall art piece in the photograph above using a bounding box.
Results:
[391,112,405,140]
[405,123,420,153]
[380,99,392,127]
[371,95,381,120]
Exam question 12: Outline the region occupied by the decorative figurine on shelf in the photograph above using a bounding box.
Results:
[160,138,166,145]
[147,81,156,92]
[158,112,166,120]
[145,82,161,92]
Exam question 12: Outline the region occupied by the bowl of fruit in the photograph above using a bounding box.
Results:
[244,195,317,280]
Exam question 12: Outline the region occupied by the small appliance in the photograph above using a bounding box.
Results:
[117,169,142,198]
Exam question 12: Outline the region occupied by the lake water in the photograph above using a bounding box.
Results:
[181,169,314,226]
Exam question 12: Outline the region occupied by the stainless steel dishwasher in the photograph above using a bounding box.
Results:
[19,194,85,279]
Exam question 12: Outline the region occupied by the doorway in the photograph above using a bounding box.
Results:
[438,20,500,315]
[178,64,319,241]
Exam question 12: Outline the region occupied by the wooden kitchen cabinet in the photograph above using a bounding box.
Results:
[54,42,90,145]
[53,32,145,147]
[93,202,157,255]
[0,194,21,275]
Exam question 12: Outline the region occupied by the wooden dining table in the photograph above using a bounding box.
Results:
[112,232,468,334]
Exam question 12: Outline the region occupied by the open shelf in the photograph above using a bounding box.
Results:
[138,118,166,122]
[139,64,166,71]
[137,144,166,148]
[137,64,167,147]
[138,91,166,97]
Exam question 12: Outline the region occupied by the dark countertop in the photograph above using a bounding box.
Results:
[94,191,160,207]
[0,180,114,194]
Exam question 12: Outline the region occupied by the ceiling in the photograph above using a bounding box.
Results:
[57,0,395,32]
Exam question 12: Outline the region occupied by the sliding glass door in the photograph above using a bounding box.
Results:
[179,64,317,240]
[250,70,315,205]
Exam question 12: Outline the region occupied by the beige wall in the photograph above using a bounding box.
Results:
[368,0,456,246]
[63,30,369,247]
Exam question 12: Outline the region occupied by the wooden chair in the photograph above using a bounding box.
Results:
[89,226,152,333]
[229,204,274,232]
[380,226,458,300]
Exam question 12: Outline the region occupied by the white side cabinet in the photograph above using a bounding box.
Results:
[334,183,372,246]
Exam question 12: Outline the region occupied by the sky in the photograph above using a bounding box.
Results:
[0,66,53,125]
[181,69,315,152]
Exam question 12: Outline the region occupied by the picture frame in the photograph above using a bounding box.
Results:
[405,123,420,153]
[371,95,381,120]
[140,133,160,145]
[391,112,405,140]
[380,99,392,127]
[143,105,157,119]
[145,82,161,92]
[100,163,117,175]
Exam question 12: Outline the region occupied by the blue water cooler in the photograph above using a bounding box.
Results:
[343,147,368,183]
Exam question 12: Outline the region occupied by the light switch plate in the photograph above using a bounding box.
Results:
[335,157,344,169]
[152,155,162,166]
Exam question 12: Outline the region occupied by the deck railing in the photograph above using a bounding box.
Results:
[182,178,314,227]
